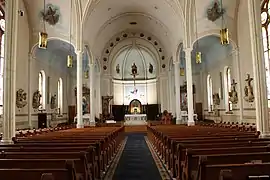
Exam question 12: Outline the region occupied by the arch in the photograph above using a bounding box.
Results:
[30,37,76,56]
[38,70,46,109]
[224,66,233,111]
[129,99,142,114]
[191,31,238,51]
[207,74,213,112]
[84,44,94,65]
[57,78,63,115]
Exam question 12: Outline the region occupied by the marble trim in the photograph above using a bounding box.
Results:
[103,137,127,180]
[144,137,173,180]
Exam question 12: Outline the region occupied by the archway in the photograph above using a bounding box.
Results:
[129,99,142,114]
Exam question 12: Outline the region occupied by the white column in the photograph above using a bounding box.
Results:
[184,48,195,126]
[248,0,269,136]
[3,0,19,142]
[168,70,173,113]
[89,63,95,126]
[76,51,84,128]
[27,53,32,129]
[174,61,182,123]
[234,49,244,123]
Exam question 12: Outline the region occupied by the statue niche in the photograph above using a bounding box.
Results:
[228,79,238,104]
[16,89,27,108]
[116,64,120,74]
[129,99,142,114]
[32,90,41,109]
[180,82,196,111]
[149,63,153,74]
[244,74,255,102]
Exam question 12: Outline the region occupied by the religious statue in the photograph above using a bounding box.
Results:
[244,74,255,102]
[228,79,238,104]
[131,63,137,76]
[213,93,220,105]
[149,63,153,74]
[101,96,113,120]
[82,97,88,115]
[40,4,60,25]
[32,90,42,109]
[16,89,27,108]
[207,1,224,22]
[116,64,120,74]
[50,94,57,109]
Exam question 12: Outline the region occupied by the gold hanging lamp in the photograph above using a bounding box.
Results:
[220,0,229,45]
[180,68,185,76]
[196,52,202,64]
[220,28,229,45]
[38,0,48,49]
[194,0,202,64]
[67,0,73,68]
[84,70,89,79]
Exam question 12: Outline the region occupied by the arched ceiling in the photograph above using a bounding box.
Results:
[83,0,184,56]
[23,0,240,57]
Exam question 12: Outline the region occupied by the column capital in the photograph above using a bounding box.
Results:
[75,50,83,54]
[173,60,180,65]
[183,47,193,53]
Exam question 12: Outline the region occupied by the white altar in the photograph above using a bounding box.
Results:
[124,114,147,125]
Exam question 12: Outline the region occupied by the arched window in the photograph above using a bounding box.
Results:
[57,78,63,115]
[0,8,5,115]
[261,0,270,107]
[38,71,46,109]
[207,74,213,112]
[224,67,233,111]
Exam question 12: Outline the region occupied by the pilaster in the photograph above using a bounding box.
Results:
[76,50,84,128]
[184,48,195,126]
[3,0,19,142]
[89,63,95,126]
[173,59,182,124]
[248,0,269,135]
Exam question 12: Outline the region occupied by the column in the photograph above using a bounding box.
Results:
[184,48,195,126]
[168,70,173,113]
[174,61,182,124]
[27,53,32,129]
[234,49,244,123]
[76,51,84,128]
[248,0,269,136]
[3,0,19,142]
[89,63,95,126]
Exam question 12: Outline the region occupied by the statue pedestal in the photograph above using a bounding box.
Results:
[74,113,96,127]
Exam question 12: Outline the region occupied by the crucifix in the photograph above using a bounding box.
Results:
[131,63,138,93]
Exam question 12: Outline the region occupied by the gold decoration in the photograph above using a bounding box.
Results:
[84,70,89,79]
[180,68,185,76]
[220,28,229,45]
[38,32,48,49]
[196,52,202,64]
[67,55,73,68]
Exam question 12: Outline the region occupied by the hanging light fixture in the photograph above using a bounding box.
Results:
[194,0,202,64]
[180,68,185,76]
[220,0,229,45]
[67,0,73,67]
[196,52,202,64]
[67,55,73,68]
[84,70,89,79]
[38,0,48,49]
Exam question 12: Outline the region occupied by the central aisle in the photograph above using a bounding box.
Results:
[112,133,162,180]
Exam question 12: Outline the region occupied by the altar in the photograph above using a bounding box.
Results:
[124,114,147,125]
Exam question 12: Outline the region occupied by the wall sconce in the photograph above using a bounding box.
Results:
[220,28,229,45]
[38,32,48,49]
[196,52,202,64]
[67,55,73,68]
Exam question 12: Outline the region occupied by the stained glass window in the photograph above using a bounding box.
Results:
[261,0,270,107]
[38,71,46,109]
[0,9,4,115]
[207,74,213,112]
[57,78,63,115]
[226,68,233,111]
